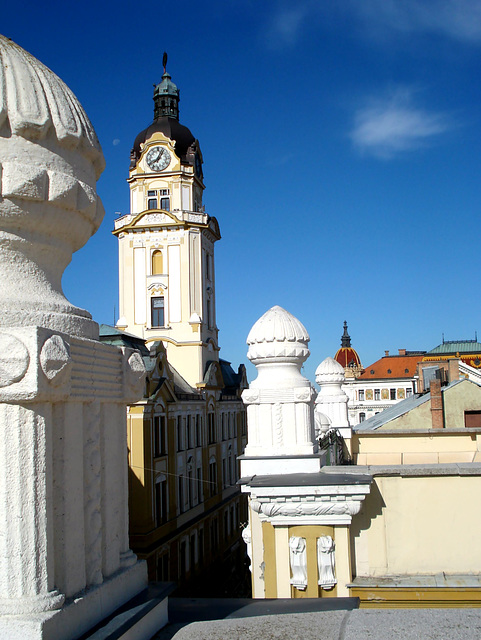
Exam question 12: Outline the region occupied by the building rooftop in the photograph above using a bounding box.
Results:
[151,597,481,640]
[358,352,426,380]
[353,379,464,431]
[428,339,481,355]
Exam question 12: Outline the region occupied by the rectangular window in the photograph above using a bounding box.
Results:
[208,413,216,444]
[176,416,183,451]
[196,415,202,447]
[148,198,157,209]
[374,389,380,401]
[196,467,202,503]
[178,477,184,513]
[209,461,217,496]
[155,480,167,527]
[359,389,365,401]
[390,389,396,400]
[153,415,166,457]
[160,197,170,211]
[151,297,165,327]
[465,411,481,428]
[406,388,413,397]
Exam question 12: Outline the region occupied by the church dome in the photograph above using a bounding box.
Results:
[246,306,310,364]
[334,321,362,369]
[130,58,195,167]
[131,118,195,166]
[0,35,105,177]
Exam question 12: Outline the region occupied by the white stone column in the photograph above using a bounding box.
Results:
[0,36,149,640]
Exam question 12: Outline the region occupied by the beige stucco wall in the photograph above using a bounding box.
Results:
[373,379,481,431]
[353,430,481,465]
[351,474,481,577]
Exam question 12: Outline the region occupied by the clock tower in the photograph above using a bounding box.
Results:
[113,58,221,388]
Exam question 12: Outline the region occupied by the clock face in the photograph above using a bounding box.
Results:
[146,146,171,171]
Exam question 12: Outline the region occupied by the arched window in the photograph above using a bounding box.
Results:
[152,250,163,275]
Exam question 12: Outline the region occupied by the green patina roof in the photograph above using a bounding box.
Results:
[428,340,481,355]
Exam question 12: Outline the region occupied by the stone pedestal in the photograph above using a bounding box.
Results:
[0,36,153,639]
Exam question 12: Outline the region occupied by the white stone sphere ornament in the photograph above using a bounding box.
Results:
[0,35,105,339]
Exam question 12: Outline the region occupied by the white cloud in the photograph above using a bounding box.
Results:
[113,138,120,146]
[350,0,481,44]
[264,2,311,48]
[263,0,481,48]
[350,88,452,158]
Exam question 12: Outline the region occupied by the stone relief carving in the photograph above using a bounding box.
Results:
[84,404,103,587]
[40,335,72,386]
[0,333,29,387]
[274,402,283,447]
[251,499,362,519]
[241,526,252,572]
[317,536,336,589]
[137,213,172,225]
[289,536,307,590]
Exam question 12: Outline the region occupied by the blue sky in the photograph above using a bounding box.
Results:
[3,1,481,382]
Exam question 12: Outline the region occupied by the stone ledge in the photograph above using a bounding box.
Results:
[322,463,481,477]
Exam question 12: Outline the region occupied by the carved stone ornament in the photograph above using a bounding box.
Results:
[289,536,307,590]
[137,213,174,226]
[241,526,252,573]
[251,498,363,519]
[40,335,72,386]
[317,536,336,589]
[0,333,29,387]
[126,351,146,389]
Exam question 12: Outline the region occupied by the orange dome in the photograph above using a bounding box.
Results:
[334,321,362,369]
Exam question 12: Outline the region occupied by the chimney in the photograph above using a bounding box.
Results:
[447,358,460,383]
[398,348,406,356]
[430,379,444,429]
[385,350,389,357]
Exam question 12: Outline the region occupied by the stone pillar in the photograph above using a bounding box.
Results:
[0,36,148,640]
[315,357,352,456]
[240,306,321,477]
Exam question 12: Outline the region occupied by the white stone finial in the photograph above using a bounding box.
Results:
[247,305,310,365]
[0,35,105,339]
[241,307,320,474]
[315,356,351,439]
[315,356,345,383]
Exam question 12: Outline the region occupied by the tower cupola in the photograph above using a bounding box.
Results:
[153,53,179,120]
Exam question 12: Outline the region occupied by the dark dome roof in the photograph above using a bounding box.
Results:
[131,116,195,167]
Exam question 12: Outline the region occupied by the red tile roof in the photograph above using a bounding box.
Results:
[358,354,422,380]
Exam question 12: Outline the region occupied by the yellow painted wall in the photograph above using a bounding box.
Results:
[353,430,481,465]
[351,475,481,577]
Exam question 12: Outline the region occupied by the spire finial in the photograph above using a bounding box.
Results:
[162,52,168,74]
[341,321,351,348]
